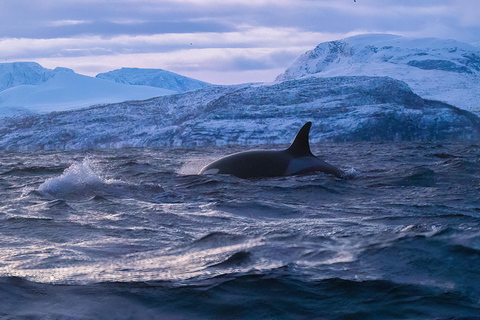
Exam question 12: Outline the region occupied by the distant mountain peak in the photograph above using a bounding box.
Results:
[0,62,214,117]
[277,34,480,81]
[0,62,72,92]
[0,63,176,116]
[96,68,211,93]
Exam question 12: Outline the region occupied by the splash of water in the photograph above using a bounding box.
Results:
[38,159,105,198]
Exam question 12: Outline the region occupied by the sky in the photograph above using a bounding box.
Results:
[1,0,479,85]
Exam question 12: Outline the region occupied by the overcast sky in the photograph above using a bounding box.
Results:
[1,0,479,84]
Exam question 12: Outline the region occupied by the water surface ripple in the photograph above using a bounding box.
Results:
[0,142,479,319]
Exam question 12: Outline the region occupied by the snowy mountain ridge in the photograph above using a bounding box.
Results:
[0,62,210,117]
[96,68,211,93]
[277,34,480,114]
[0,71,176,115]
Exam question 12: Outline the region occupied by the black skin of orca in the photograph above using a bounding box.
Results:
[199,122,344,179]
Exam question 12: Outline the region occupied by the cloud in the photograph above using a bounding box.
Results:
[4,26,338,84]
[2,0,479,40]
[0,27,331,57]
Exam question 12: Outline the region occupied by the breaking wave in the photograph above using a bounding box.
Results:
[38,159,106,199]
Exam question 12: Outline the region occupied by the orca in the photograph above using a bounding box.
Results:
[199,122,344,179]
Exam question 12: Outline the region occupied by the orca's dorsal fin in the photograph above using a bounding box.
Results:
[286,122,314,157]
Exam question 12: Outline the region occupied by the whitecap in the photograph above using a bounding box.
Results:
[38,159,105,199]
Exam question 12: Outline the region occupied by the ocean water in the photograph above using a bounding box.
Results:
[0,142,480,319]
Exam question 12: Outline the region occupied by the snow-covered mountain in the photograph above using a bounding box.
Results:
[0,76,478,151]
[0,62,178,116]
[0,70,175,115]
[96,68,211,93]
[277,34,480,114]
[0,62,71,92]
[0,62,212,117]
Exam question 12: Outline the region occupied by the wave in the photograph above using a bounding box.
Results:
[1,165,66,177]
[208,199,306,219]
[393,166,437,187]
[36,159,165,201]
[209,250,252,268]
[190,232,248,249]
[2,143,480,319]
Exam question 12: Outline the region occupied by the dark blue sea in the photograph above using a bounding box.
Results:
[1,142,480,319]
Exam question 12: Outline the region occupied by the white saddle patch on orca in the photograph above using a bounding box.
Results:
[202,168,220,175]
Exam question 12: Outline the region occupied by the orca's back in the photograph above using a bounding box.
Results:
[201,150,291,179]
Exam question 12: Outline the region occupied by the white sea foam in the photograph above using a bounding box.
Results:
[38,159,105,198]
